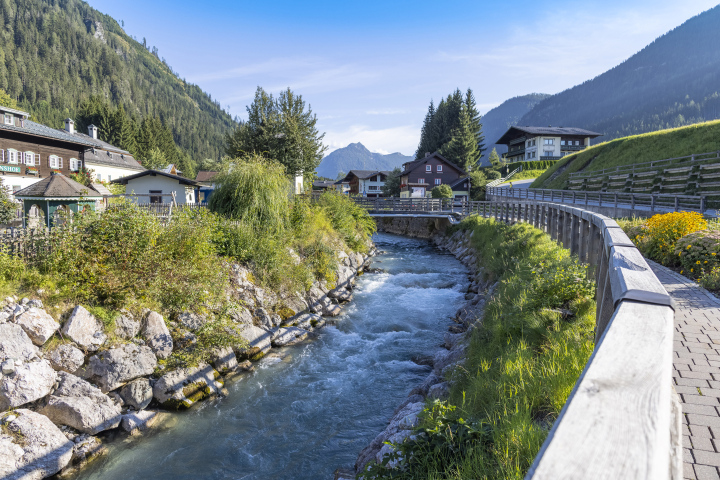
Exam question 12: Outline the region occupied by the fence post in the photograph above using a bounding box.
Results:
[651,195,656,212]
[701,196,706,213]
[674,196,679,212]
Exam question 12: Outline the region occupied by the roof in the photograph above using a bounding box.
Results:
[400,152,467,176]
[0,106,30,117]
[195,171,218,183]
[336,170,392,183]
[90,183,112,196]
[14,173,103,198]
[496,126,603,145]
[313,181,336,188]
[111,169,200,186]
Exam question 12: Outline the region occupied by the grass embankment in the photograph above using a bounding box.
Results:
[362,216,596,480]
[0,156,375,368]
[501,169,546,183]
[531,120,720,190]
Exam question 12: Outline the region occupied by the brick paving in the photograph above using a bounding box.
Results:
[648,260,720,479]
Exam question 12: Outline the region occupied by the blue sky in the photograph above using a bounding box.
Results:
[90,0,719,156]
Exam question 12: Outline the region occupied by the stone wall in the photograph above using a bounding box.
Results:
[375,216,452,238]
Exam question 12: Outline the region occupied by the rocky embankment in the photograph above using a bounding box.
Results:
[340,229,491,479]
[0,249,374,480]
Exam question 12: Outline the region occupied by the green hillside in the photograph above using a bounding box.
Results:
[0,0,236,165]
[519,6,720,142]
[531,120,720,190]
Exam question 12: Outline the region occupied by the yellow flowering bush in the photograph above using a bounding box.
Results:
[675,230,720,278]
[701,266,720,290]
[636,211,708,265]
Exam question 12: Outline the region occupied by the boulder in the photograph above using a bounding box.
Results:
[85,344,157,392]
[329,288,353,303]
[178,312,208,331]
[306,285,331,314]
[61,306,106,352]
[15,308,60,346]
[118,378,153,411]
[141,312,173,360]
[27,299,43,309]
[433,345,467,376]
[229,307,253,325]
[0,360,57,410]
[39,372,122,435]
[47,344,85,374]
[287,312,322,330]
[427,381,450,400]
[235,325,272,360]
[0,409,74,480]
[0,324,39,362]
[271,327,310,347]
[152,363,223,409]
[323,303,342,317]
[210,346,238,374]
[67,435,106,472]
[335,265,356,288]
[114,311,140,339]
[121,409,158,433]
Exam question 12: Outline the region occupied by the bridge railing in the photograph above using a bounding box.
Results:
[487,185,710,214]
[359,198,680,479]
[473,200,679,480]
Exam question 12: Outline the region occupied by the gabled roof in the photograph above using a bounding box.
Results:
[14,173,103,198]
[111,169,199,186]
[0,106,30,117]
[336,170,392,183]
[195,171,218,183]
[400,152,467,176]
[90,183,112,196]
[312,181,336,188]
[496,126,603,145]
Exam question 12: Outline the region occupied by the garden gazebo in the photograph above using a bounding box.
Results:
[13,173,102,228]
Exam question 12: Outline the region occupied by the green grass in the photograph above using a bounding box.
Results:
[361,216,596,480]
[500,169,546,183]
[531,120,720,190]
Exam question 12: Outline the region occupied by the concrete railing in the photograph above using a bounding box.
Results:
[477,199,679,480]
[486,166,522,187]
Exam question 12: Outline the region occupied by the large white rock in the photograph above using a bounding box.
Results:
[121,409,158,433]
[39,372,122,435]
[47,344,85,374]
[15,308,60,346]
[271,327,309,347]
[61,306,106,352]
[0,409,74,480]
[114,311,140,339]
[152,363,222,409]
[236,325,272,359]
[0,360,57,411]
[178,312,208,331]
[118,378,153,410]
[141,312,173,359]
[335,265,356,289]
[210,346,238,374]
[287,312,322,330]
[0,324,39,362]
[85,344,157,392]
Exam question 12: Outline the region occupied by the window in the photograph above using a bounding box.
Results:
[436,165,442,172]
[4,114,13,125]
[561,140,566,146]
[425,165,431,172]
[575,140,581,146]
[527,140,531,147]
[532,139,536,146]
[544,139,554,145]
[7,149,17,164]
[435,178,441,185]
[149,190,163,204]
[107,174,112,181]
[69,158,81,171]
[418,178,425,184]
[368,185,378,190]
[96,173,102,181]
[544,150,554,157]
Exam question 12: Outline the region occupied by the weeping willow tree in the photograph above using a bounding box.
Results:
[208,154,291,232]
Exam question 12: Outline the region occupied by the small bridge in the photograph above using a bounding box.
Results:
[355,195,682,480]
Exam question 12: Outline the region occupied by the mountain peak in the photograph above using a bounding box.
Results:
[317,143,412,178]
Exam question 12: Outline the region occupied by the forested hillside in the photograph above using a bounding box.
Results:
[479,93,550,165]
[0,0,236,174]
[519,5,720,140]
[317,143,411,179]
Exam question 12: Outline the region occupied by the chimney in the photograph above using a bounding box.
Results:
[425,152,431,157]
[64,118,75,135]
[88,124,98,140]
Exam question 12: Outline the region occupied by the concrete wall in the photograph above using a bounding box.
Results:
[89,163,143,183]
[375,216,451,238]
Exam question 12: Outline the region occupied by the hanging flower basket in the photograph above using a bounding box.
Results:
[26,167,38,175]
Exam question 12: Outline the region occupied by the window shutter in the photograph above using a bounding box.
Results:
[0,149,3,163]
[35,154,40,165]
[59,157,63,168]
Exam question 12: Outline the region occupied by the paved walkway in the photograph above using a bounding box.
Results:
[648,260,720,479]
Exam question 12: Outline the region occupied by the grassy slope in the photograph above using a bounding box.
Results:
[531,120,720,190]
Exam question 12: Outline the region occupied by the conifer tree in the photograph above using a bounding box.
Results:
[488,148,501,167]
[440,104,479,171]
[465,89,485,157]
[414,100,437,159]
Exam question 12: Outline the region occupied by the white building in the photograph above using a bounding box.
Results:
[497,126,603,163]
[111,170,199,204]
[334,170,391,197]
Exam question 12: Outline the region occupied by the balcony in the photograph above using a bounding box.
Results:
[561,145,587,152]
[509,136,527,146]
[506,147,526,158]
[540,155,562,160]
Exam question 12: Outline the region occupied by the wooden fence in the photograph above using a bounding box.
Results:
[569,150,720,179]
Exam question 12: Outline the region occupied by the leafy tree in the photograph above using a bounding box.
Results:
[226,87,326,175]
[381,168,402,197]
[336,171,347,181]
[0,88,17,109]
[431,184,453,199]
[0,184,17,225]
[142,147,168,170]
[468,170,488,200]
[488,148,501,168]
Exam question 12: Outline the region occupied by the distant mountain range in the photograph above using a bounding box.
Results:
[517,5,720,142]
[479,93,551,165]
[316,143,412,179]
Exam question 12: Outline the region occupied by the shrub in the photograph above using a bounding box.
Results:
[431,184,453,199]
[485,169,501,181]
[317,191,376,252]
[675,230,720,278]
[635,211,707,265]
[700,266,720,290]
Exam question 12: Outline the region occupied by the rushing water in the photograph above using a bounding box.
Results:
[73,233,468,480]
